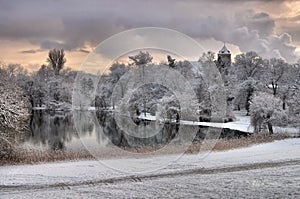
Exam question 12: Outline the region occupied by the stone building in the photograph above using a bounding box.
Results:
[216,43,231,72]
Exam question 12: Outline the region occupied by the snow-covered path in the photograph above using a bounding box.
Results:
[0,138,300,198]
[139,111,253,133]
[140,111,300,135]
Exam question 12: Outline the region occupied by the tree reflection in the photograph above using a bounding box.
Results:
[29,111,77,151]
[95,111,180,150]
[27,110,248,152]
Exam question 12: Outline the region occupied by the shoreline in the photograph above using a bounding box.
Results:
[1,133,292,166]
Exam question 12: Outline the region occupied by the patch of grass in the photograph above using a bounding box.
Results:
[186,133,290,154]
[12,150,95,165]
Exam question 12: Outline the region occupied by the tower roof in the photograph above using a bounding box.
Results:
[218,44,231,54]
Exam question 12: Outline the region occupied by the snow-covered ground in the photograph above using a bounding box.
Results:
[138,111,252,132]
[181,111,253,133]
[2,164,299,198]
[140,111,299,135]
[1,138,299,198]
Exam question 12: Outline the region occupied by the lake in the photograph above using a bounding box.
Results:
[24,110,248,153]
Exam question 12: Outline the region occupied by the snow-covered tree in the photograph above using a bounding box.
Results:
[285,63,300,125]
[231,52,265,114]
[234,78,258,114]
[0,66,31,160]
[127,83,177,117]
[95,62,130,109]
[199,51,215,63]
[129,51,153,66]
[81,77,95,99]
[263,58,288,96]
[234,51,265,81]
[250,92,287,134]
[156,94,180,122]
[16,62,78,110]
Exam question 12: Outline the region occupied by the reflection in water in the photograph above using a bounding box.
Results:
[27,111,248,152]
[96,111,180,151]
[29,111,77,151]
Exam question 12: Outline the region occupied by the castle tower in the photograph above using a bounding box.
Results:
[217,43,231,69]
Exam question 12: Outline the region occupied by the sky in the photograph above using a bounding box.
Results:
[0,0,300,71]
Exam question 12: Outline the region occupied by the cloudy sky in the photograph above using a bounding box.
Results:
[1,0,300,71]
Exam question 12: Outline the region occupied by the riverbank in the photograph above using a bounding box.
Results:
[1,133,291,166]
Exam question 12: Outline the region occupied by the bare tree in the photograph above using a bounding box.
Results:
[47,49,66,75]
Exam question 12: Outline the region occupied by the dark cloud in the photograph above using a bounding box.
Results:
[235,10,275,38]
[276,15,300,44]
[268,33,298,61]
[40,40,77,51]
[0,0,299,62]
[19,49,40,54]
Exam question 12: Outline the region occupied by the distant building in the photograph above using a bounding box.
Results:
[216,44,233,116]
[216,44,231,69]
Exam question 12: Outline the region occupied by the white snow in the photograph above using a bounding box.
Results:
[1,138,299,187]
[139,111,251,132]
[32,106,47,110]
[139,110,299,135]
[138,112,157,121]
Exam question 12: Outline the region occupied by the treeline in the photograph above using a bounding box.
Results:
[1,49,299,134]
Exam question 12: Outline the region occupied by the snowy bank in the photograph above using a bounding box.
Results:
[0,138,299,187]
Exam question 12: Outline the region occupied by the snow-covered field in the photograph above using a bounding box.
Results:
[2,164,298,198]
[1,138,299,198]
